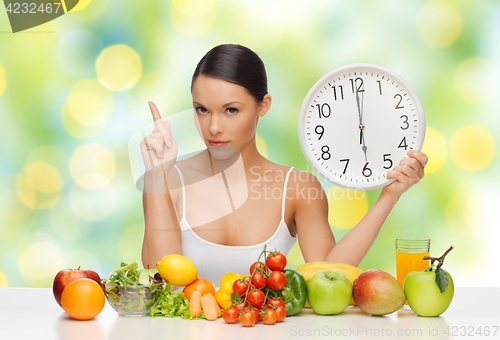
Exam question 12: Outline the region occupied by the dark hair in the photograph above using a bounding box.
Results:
[191,44,268,102]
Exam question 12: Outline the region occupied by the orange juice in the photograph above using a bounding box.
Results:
[396,251,430,289]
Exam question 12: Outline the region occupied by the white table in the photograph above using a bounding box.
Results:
[1,287,499,339]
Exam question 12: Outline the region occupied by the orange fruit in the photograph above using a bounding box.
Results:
[61,278,105,320]
[182,278,215,301]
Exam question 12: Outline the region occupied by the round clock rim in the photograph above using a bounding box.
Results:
[298,63,426,191]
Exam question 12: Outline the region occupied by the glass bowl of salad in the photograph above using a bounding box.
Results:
[103,262,169,316]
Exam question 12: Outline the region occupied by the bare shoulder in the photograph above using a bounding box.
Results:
[287,168,325,195]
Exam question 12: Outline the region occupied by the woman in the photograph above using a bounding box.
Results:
[140,44,428,286]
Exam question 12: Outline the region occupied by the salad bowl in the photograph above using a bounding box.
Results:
[103,262,168,316]
[104,281,166,316]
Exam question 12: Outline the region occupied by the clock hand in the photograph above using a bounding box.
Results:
[356,92,364,145]
[356,91,368,162]
[356,91,362,123]
[360,90,367,162]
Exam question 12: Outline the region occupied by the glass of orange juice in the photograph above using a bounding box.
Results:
[396,237,430,306]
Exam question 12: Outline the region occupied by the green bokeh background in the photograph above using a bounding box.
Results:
[0,0,498,287]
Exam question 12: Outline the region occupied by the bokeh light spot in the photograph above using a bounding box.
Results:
[61,101,104,139]
[416,1,462,48]
[16,164,62,210]
[327,187,368,230]
[454,57,499,104]
[118,224,143,264]
[68,79,114,122]
[68,91,108,126]
[170,0,216,37]
[70,143,116,190]
[0,270,7,287]
[70,0,92,11]
[96,44,142,91]
[24,162,63,194]
[26,146,70,188]
[421,127,447,174]
[0,64,6,97]
[18,242,64,287]
[255,133,268,158]
[61,79,113,139]
[16,174,37,209]
[450,125,495,172]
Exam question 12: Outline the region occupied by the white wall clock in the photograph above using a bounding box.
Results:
[298,63,425,190]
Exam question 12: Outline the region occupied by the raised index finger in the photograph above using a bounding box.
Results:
[148,101,162,124]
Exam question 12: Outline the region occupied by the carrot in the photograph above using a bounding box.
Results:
[214,297,222,317]
[201,293,219,321]
[189,291,202,317]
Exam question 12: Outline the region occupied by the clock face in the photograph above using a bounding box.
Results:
[298,63,425,190]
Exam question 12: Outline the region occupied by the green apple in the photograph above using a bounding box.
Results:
[404,269,454,317]
[307,270,352,315]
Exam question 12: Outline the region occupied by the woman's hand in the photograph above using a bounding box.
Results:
[140,101,178,174]
[384,150,428,199]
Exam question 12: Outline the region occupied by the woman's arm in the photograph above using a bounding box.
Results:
[294,150,428,267]
[141,165,183,269]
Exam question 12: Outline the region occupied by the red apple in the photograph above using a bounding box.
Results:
[352,269,405,315]
[53,267,101,306]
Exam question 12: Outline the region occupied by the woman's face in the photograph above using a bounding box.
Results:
[191,75,271,153]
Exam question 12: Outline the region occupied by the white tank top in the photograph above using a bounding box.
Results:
[173,165,297,287]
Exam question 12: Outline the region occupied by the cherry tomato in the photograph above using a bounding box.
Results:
[275,306,286,322]
[233,279,249,296]
[233,300,249,311]
[243,306,261,321]
[262,308,278,325]
[247,290,265,308]
[268,270,287,290]
[249,261,267,275]
[251,272,268,289]
[239,311,257,327]
[222,307,240,324]
[266,252,287,271]
[267,298,285,308]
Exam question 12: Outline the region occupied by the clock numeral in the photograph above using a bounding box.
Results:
[398,136,408,150]
[349,77,365,93]
[400,115,409,130]
[315,125,324,140]
[340,158,349,174]
[383,154,393,169]
[377,80,382,95]
[362,162,372,177]
[332,85,344,101]
[394,94,404,109]
[321,145,331,160]
[316,103,331,118]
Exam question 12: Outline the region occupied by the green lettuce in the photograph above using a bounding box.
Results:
[149,290,205,320]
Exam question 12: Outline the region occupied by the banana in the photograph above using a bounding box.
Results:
[296,262,363,277]
[295,262,363,307]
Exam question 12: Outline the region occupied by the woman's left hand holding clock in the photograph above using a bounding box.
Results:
[384,150,428,198]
